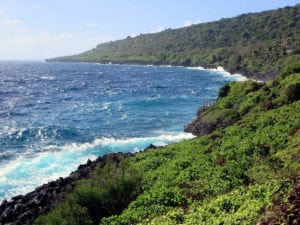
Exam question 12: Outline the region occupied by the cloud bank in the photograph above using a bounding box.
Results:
[0,6,117,60]
[0,31,116,60]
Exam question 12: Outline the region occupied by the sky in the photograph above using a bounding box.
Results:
[0,0,299,60]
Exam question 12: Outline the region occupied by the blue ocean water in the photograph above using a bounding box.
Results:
[0,62,246,201]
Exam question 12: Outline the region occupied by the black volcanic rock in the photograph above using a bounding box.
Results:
[184,106,218,136]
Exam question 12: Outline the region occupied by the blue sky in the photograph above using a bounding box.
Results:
[0,0,299,60]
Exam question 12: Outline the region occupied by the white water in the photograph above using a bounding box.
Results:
[188,66,248,81]
[0,132,194,200]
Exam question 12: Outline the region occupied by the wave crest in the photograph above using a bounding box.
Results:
[187,66,248,81]
[0,132,194,201]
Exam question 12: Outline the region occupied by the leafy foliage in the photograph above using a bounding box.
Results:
[280,61,300,78]
[34,160,142,225]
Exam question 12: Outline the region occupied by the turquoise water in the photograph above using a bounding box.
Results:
[0,62,246,201]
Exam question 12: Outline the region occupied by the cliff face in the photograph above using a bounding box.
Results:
[184,81,263,136]
[184,106,227,136]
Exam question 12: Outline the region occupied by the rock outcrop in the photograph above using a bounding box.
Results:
[184,106,217,136]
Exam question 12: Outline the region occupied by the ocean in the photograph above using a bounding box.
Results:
[0,61,246,201]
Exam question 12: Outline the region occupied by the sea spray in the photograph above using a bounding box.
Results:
[187,66,248,81]
[0,132,194,200]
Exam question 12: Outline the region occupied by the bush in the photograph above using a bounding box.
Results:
[260,100,275,111]
[285,83,300,102]
[34,161,142,225]
[34,195,93,225]
[218,83,231,98]
[280,62,300,78]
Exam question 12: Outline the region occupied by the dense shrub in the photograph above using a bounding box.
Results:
[260,100,275,111]
[218,83,230,98]
[285,83,300,102]
[280,62,300,78]
[34,161,142,225]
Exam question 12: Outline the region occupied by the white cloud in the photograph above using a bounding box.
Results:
[183,19,194,27]
[21,27,29,33]
[32,4,42,9]
[130,32,138,38]
[2,19,22,25]
[152,26,165,33]
[84,22,97,27]
[0,31,117,60]
[180,18,201,28]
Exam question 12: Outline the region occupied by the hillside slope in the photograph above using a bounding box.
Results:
[33,62,300,225]
[48,4,300,80]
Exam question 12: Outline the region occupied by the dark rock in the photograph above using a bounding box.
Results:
[11,195,24,202]
[0,199,8,212]
[144,144,161,151]
[86,159,93,166]
[64,183,73,192]
[19,211,33,223]
[184,106,218,136]
[184,105,240,137]
[47,181,57,188]
[14,203,25,214]
[36,193,49,206]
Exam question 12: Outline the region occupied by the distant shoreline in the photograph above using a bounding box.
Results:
[45,59,275,81]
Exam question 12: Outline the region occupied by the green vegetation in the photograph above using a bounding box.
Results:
[40,4,300,224]
[35,159,142,225]
[48,4,300,79]
[34,63,300,224]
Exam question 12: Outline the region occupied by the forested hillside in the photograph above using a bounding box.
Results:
[48,4,300,80]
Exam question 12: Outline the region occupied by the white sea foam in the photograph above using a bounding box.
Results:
[100,102,112,114]
[187,66,248,81]
[0,132,195,201]
[40,76,56,81]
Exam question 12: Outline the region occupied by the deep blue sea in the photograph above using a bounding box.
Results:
[0,61,246,201]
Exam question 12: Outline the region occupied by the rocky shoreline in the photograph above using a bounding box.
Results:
[0,68,274,225]
[46,60,276,82]
[0,152,134,225]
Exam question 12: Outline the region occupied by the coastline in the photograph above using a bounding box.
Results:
[0,62,268,224]
[46,58,277,82]
[186,65,249,82]
[0,63,254,197]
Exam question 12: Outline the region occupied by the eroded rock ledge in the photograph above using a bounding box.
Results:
[184,106,217,136]
[184,105,240,137]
